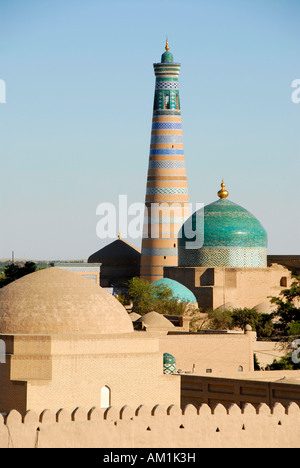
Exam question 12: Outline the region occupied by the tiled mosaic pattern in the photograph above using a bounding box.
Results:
[148,160,186,170]
[156,81,179,89]
[142,248,178,256]
[163,353,176,374]
[153,109,181,116]
[152,122,182,130]
[141,47,189,282]
[146,187,188,195]
[178,246,267,267]
[178,199,268,268]
[150,134,183,144]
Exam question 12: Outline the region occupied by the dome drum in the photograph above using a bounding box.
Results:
[179,246,267,268]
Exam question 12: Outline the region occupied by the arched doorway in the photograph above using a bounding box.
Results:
[100,385,111,408]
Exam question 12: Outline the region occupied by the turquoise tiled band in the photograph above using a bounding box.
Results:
[151,135,183,144]
[178,246,267,268]
[146,187,188,195]
[141,248,178,256]
[148,160,186,169]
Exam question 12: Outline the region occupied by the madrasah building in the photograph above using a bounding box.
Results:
[0,42,299,449]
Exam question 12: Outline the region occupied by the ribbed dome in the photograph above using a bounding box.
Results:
[0,267,134,335]
[152,278,197,303]
[178,198,268,268]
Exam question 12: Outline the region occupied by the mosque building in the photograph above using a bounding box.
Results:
[140,40,189,283]
[165,180,293,310]
[137,42,292,310]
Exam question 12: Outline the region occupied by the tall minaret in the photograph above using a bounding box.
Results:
[140,41,189,283]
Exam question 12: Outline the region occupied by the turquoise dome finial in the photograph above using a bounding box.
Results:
[161,38,173,63]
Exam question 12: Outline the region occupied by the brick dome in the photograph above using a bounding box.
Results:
[0,267,133,335]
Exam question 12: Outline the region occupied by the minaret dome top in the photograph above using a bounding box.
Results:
[161,39,174,63]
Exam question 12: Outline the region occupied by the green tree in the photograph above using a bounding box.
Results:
[254,354,261,371]
[271,277,300,336]
[0,262,37,288]
[126,277,154,315]
[122,277,189,316]
[207,309,233,330]
[288,321,300,336]
[231,308,274,337]
[266,353,300,371]
[231,308,258,331]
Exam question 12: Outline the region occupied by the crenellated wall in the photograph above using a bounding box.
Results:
[1,402,299,448]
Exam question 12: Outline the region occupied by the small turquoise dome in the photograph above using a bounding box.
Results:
[152,278,197,303]
[163,353,176,374]
[161,50,173,63]
[161,39,173,63]
[178,193,268,268]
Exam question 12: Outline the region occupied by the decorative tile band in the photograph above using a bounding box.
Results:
[178,246,267,268]
[152,122,182,130]
[148,160,186,169]
[141,248,178,256]
[153,110,181,116]
[155,81,179,90]
[150,134,183,144]
[150,149,184,155]
[146,187,188,195]
[156,77,179,82]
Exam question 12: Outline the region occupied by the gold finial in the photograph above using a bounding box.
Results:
[217,179,229,199]
[118,232,122,240]
[165,38,170,51]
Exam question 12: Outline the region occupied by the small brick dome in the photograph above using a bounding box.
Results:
[0,267,133,335]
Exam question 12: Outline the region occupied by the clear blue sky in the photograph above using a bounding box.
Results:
[0,0,299,260]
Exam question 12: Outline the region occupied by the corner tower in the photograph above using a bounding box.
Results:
[140,41,189,283]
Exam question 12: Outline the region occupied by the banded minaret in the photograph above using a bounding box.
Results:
[140,41,189,283]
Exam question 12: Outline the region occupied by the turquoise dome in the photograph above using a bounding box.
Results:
[152,278,197,303]
[163,353,176,374]
[161,50,173,63]
[178,198,268,268]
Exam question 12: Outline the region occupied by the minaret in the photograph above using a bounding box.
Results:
[140,41,189,283]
